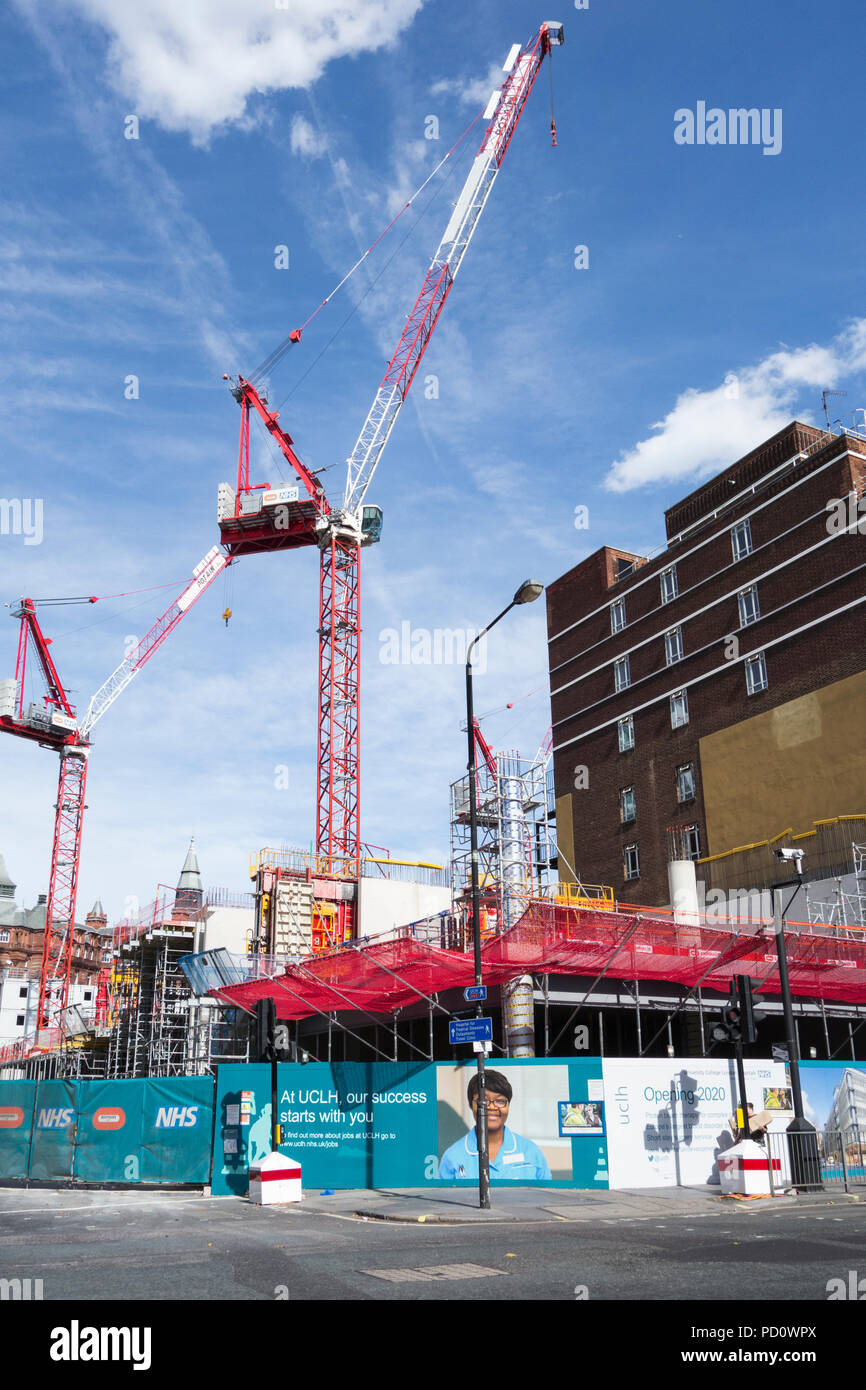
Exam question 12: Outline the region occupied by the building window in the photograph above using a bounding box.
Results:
[731,518,753,560]
[670,689,689,728]
[0,930,9,943]
[620,786,636,823]
[665,626,683,665]
[610,598,626,634]
[15,1015,24,1027]
[677,763,696,802]
[660,566,678,604]
[83,991,92,1002]
[614,655,631,692]
[617,715,634,752]
[745,652,768,694]
[738,586,760,626]
[19,987,27,999]
[682,825,701,860]
[624,843,640,880]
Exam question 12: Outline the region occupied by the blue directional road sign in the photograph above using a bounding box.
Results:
[463,986,488,1003]
[449,1016,493,1045]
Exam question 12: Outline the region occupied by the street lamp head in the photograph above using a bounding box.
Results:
[513,579,544,605]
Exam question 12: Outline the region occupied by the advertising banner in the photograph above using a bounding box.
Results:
[75,1079,145,1182]
[212,1058,607,1194]
[0,1079,36,1179]
[140,1076,215,1183]
[602,1057,793,1188]
[28,1079,79,1181]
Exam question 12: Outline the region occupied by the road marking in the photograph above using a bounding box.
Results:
[362,1263,507,1284]
[0,1196,217,1217]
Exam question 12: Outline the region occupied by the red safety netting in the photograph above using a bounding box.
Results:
[217,937,477,1021]
[213,902,866,1020]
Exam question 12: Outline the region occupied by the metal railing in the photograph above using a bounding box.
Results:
[764,1127,866,1194]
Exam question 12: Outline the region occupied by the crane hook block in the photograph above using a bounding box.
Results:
[289,329,302,344]
[222,608,232,626]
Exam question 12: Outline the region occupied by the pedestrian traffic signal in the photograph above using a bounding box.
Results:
[254,997,277,1061]
[712,980,742,1043]
[734,974,765,1046]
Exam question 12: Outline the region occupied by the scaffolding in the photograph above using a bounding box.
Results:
[450,748,556,929]
[808,843,866,930]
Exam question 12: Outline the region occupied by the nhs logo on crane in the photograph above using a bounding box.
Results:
[154,1105,199,1130]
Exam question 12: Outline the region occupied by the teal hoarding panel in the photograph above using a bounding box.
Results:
[0,1081,36,1179]
[213,1061,438,1196]
[29,1080,79,1180]
[140,1076,215,1183]
[212,1058,609,1194]
[75,1080,145,1183]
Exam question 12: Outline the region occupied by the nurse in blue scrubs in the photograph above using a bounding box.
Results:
[439,1070,552,1181]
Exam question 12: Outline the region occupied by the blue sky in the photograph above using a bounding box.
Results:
[1,0,864,921]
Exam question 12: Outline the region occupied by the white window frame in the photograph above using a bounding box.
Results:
[624,843,640,880]
[745,651,768,695]
[0,930,9,943]
[677,763,695,802]
[670,689,689,728]
[660,566,678,604]
[617,715,634,752]
[665,626,683,665]
[737,585,760,627]
[683,824,701,860]
[614,654,631,692]
[731,518,753,560]
[610,597,626,634]
[620,786,636,823]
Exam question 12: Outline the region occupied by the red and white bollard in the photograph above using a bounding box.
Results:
[717,1139,782,1196]
[248,1151,303,1205]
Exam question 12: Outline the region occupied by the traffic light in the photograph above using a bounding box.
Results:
[734,974,766,1046]
[254,996,276,1061]
[712,980,742,1043]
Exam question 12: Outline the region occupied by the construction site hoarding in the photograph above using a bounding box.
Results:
[0,1076,215,1183]
[211,1058,865,1195]
[211,1059,606,1195]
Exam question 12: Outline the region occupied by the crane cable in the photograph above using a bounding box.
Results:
[248,110,483,387]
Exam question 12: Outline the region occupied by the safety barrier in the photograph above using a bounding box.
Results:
[0,1076,214,1183]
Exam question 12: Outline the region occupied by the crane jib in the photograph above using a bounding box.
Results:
[340,25,557,516]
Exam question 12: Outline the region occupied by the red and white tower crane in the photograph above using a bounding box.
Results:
[1,547,228,1034]
[218,20,564,868]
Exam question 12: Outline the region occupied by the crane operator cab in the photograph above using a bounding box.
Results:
[360,505,383,546]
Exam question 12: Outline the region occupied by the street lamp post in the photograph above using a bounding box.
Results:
[465,579,543,1210]
[770,850,821,1189]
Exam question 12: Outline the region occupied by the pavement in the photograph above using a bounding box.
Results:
[292,1181,862,1223]
[1,1180,864,1304]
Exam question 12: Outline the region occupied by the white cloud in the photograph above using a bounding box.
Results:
[603,318,866,492]
[430,61,503,109]
[49,0,425,142]
[290,113,327,160]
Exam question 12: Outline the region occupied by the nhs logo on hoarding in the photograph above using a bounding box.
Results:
[37,1108,74,1129]
[154,1105,199,1129]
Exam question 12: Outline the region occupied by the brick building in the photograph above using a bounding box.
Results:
[0,851,111,984]
[547,421,866,906]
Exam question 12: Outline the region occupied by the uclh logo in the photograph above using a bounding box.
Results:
[154,1105,199,1129]
[37,1108,74,1129]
